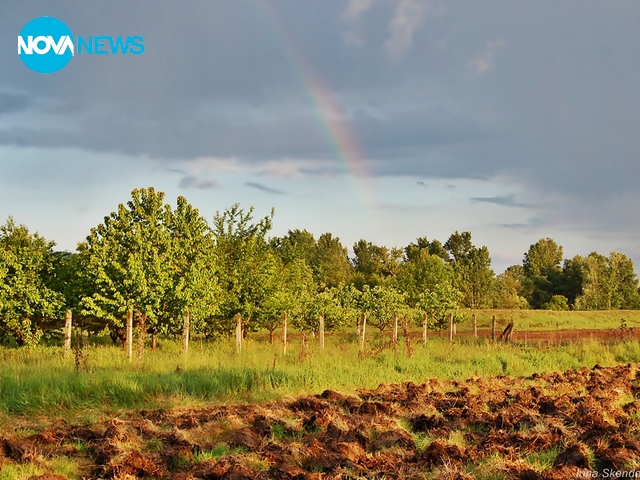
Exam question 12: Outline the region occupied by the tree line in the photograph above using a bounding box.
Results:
[1,187,638,346]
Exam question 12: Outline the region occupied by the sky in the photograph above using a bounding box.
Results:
[1,0,640,273]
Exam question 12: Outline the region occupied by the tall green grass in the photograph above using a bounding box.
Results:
[1,335,640,417]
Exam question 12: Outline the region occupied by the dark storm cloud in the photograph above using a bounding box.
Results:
[2,0,640,207]
[471,195,526,208]
[178,176,220,190]
[244,182,285,195]
[0,92,29,115]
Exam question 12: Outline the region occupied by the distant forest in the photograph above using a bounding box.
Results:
[1,187,638,346]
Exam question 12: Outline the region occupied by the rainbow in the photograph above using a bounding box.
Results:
[244,0,378,214]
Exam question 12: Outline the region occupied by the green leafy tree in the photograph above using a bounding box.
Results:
[521,238,565,309]
[296,287,345,334]
[163,196,220,336]
[209,204,275,336]
[493,265,528,309]
[523,238,563,277]
[79,188,174,334]
[404,237,449,263]
[416,282,463,331]
[254,258,314,342]
[352,239,403,288]
[0,218,64,346]
[394,249,453,307]
[575,252,640,310]
[358,284,406,332]
[444,232,495,308]
[315,233,353,287]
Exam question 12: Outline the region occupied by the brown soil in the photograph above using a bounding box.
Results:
[3,363,640,478]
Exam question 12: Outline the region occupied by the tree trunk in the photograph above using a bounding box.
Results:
[64,309,72,357]
[269,328,275,345]
[183,310,190,356]
[152,334,157,351]
[126,309,133,362]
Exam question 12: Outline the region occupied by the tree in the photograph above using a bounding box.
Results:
[394,249,453,307]
[521,238,564,309]
[0,218,64,346]
[493,265,528,309]
[416,283,463,332]
[523,238,563,278]
[209,204,275,336]
[296,287,345,334]
[444,232,495,309]
[162,196,220,336]
[358,285,406,332]
[352,239,403,287]
[575,252,640,310]
[254,258,314,342]
[315,233,353,287]
[79,188,219,345]
[404,237,449,263]
[79,188,174,336]
[270,230,353,288]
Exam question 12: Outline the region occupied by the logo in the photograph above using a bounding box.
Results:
[18,17,74,74]
[18,16,144,74]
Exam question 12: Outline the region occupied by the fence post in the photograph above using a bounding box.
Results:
[422,313,428,347]
[182,310,190,356]
[360,313,367,350]
[126,309,133,362]
[64,309,72,357]
[449,313,454,343]
[491,315,496,342]
[319,314,325,350]
[137,314,146,361]
[282,312,288,355]
[393,314,399,343]
[235,313,242,353]
[472,313,477,340]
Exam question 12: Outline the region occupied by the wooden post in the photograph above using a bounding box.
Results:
[282,312,288,355]
[449,313,454,343]
[137,314,146,361]
[357,316,361,337]
[183,310,190,356]
[235,313,242,353]
[319,314,325,350]
[422,313,428,347]
[64,309,72,356]
[126,309,133,362]
[472,313,477,339]
[360,313,367,350]
[491,315,496,342]
[524,332,528,347]
[393,314,399,343]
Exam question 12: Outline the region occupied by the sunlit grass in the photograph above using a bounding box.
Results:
[1,332,640,420]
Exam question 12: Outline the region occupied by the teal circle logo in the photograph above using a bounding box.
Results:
[18,17,74,74]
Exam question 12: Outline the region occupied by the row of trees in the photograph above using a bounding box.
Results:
[1,187,639,346]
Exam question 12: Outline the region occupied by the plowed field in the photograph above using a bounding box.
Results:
[3,363,640,479]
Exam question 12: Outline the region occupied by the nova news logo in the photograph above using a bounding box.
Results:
[18,16,144,74]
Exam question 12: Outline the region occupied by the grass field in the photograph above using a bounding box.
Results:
[2,329,640,420]
[457,308,640,331]
[2,310,640,479]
